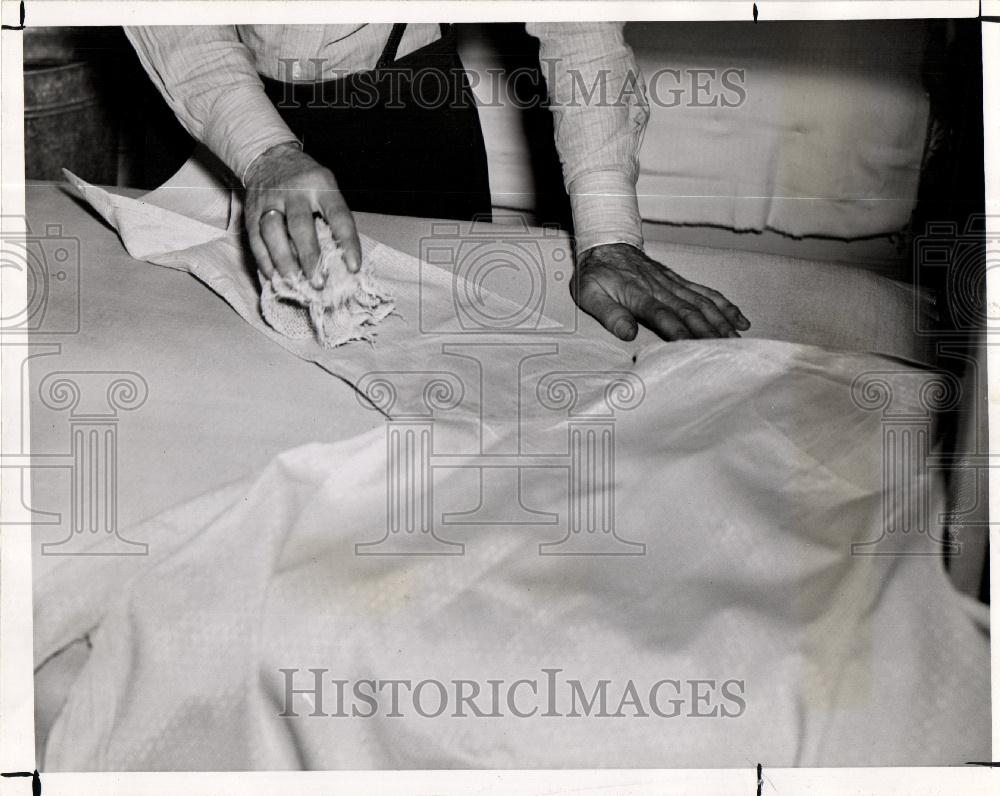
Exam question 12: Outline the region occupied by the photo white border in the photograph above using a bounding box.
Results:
[27,767,1000,795]
[0,0,987,24]
[0,2,995,793]
[0,0,33,782]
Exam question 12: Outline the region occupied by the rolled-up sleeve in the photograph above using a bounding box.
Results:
[526,23,649,253]
[125,26,300,183]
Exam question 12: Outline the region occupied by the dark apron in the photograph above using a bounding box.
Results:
[261,24,492,222]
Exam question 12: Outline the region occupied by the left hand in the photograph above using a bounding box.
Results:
[572,243,751,342]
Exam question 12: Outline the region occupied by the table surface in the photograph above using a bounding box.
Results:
[23,181,928,541]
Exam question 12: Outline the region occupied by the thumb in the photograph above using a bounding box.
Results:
[577,285,638,341]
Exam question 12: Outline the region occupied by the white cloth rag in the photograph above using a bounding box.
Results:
[259,217,395,347]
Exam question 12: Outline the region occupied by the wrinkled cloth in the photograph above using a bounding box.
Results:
[259,218,395,347]
[36,341,989,769]
[43,160,989,770]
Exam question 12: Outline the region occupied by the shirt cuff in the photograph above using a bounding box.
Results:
[201,83,302,184]
[567,170,645,254]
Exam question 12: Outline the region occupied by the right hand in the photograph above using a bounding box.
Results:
[244,142,362,282]
[573,243,750,341]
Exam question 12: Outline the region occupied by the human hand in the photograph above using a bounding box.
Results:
[572,243,750,341]
[244,143,362,282]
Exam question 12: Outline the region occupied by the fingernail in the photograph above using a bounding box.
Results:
[614,322,636,340]
[728,330,741,338]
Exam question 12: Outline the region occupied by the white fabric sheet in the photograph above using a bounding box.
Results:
[37,164,989,769]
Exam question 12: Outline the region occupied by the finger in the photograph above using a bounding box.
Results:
[682,280,751,331]
[632,296,693,341]
[576,281,638,341]
[285,196,322,281]
[319,193,362,274]
[652,293,719,339]
[247,216,276,279]
[634,252,735,337]
[259,210,299,280]
[656,281,737,338]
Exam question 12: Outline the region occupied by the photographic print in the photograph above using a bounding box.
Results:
[2,3,994,791]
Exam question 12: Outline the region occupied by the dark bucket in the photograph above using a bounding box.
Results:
[24,28,119,184]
